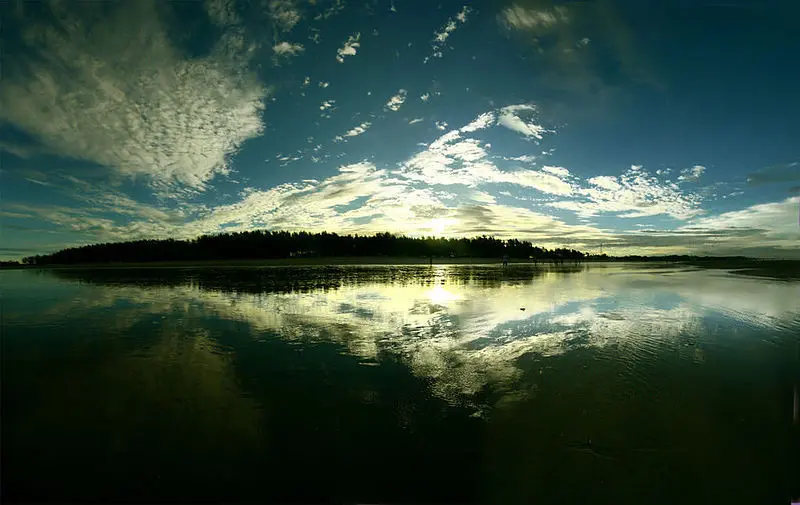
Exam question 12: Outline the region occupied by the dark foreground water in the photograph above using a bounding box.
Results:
[2,263,799,504]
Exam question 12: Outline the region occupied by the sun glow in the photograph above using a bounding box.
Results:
[428,217,458,235]
[426,284,462,304]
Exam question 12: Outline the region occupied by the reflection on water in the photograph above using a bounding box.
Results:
[2,264,799,503]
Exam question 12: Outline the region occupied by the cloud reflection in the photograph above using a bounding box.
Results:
[25,265,800,406]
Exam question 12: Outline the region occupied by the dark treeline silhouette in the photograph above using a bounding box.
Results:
[49,264,577,294]
[19,231,587,265]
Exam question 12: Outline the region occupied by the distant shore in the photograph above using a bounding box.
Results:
[2,256,560,269]
[2,256,799,280]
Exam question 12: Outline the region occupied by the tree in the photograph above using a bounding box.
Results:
[21,231,593,265]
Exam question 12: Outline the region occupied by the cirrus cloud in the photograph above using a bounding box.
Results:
[0,1,268,194]
[500,4,569,31]
[549,165,703,220]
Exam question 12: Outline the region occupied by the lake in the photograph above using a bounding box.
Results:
[2,263,799,504]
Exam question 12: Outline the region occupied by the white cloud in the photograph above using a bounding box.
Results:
[336,122,372,140]
[314,0,346,20]
[499,4,568,31]
[181,161,446,237]
[421,93,431,102]
[385,89,408,111]
[409,118,424,125]
[268,0,301,31]
[721,191,744,199]
[665,197,800,257]
[460,112,496,133]
[15,144,796,259]
[678,165,706,182]
[336,32,361,63]
[435,121,448,130]
[683,197,797,236]
[507,155,537,163]
[435,20,458,43]
[550,166,703,220]
[24,177,55,187]
[497,104,547,139]
[504,170,574,195]
[400,126,573,196]
[319,100,336,111]
[541,166,570,178]
[587,175,621,191]
[273,41,304,57]
[428,6,471,61]
[319,81,330,88]
[0,1,267,194]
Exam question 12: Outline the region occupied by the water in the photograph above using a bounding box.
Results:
[2,263,799,504]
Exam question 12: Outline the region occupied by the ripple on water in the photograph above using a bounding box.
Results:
[2,265,798,503]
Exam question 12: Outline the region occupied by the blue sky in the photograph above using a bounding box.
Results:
[1,0,798,260]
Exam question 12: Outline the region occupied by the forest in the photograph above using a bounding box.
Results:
[18,231,589,265]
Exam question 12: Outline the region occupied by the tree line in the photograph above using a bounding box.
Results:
[18,231,589,265]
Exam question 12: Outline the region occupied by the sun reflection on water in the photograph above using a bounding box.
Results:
[5,264,799,407]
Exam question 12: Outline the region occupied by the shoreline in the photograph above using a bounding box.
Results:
[1,256,577,269]
[1,257,798,279]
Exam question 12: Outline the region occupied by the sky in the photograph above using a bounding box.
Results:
[1,0,799,260]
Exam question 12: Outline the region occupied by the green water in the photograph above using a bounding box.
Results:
[2,264,798,503]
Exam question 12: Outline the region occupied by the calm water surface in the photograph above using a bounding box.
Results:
[2,264,799,503]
